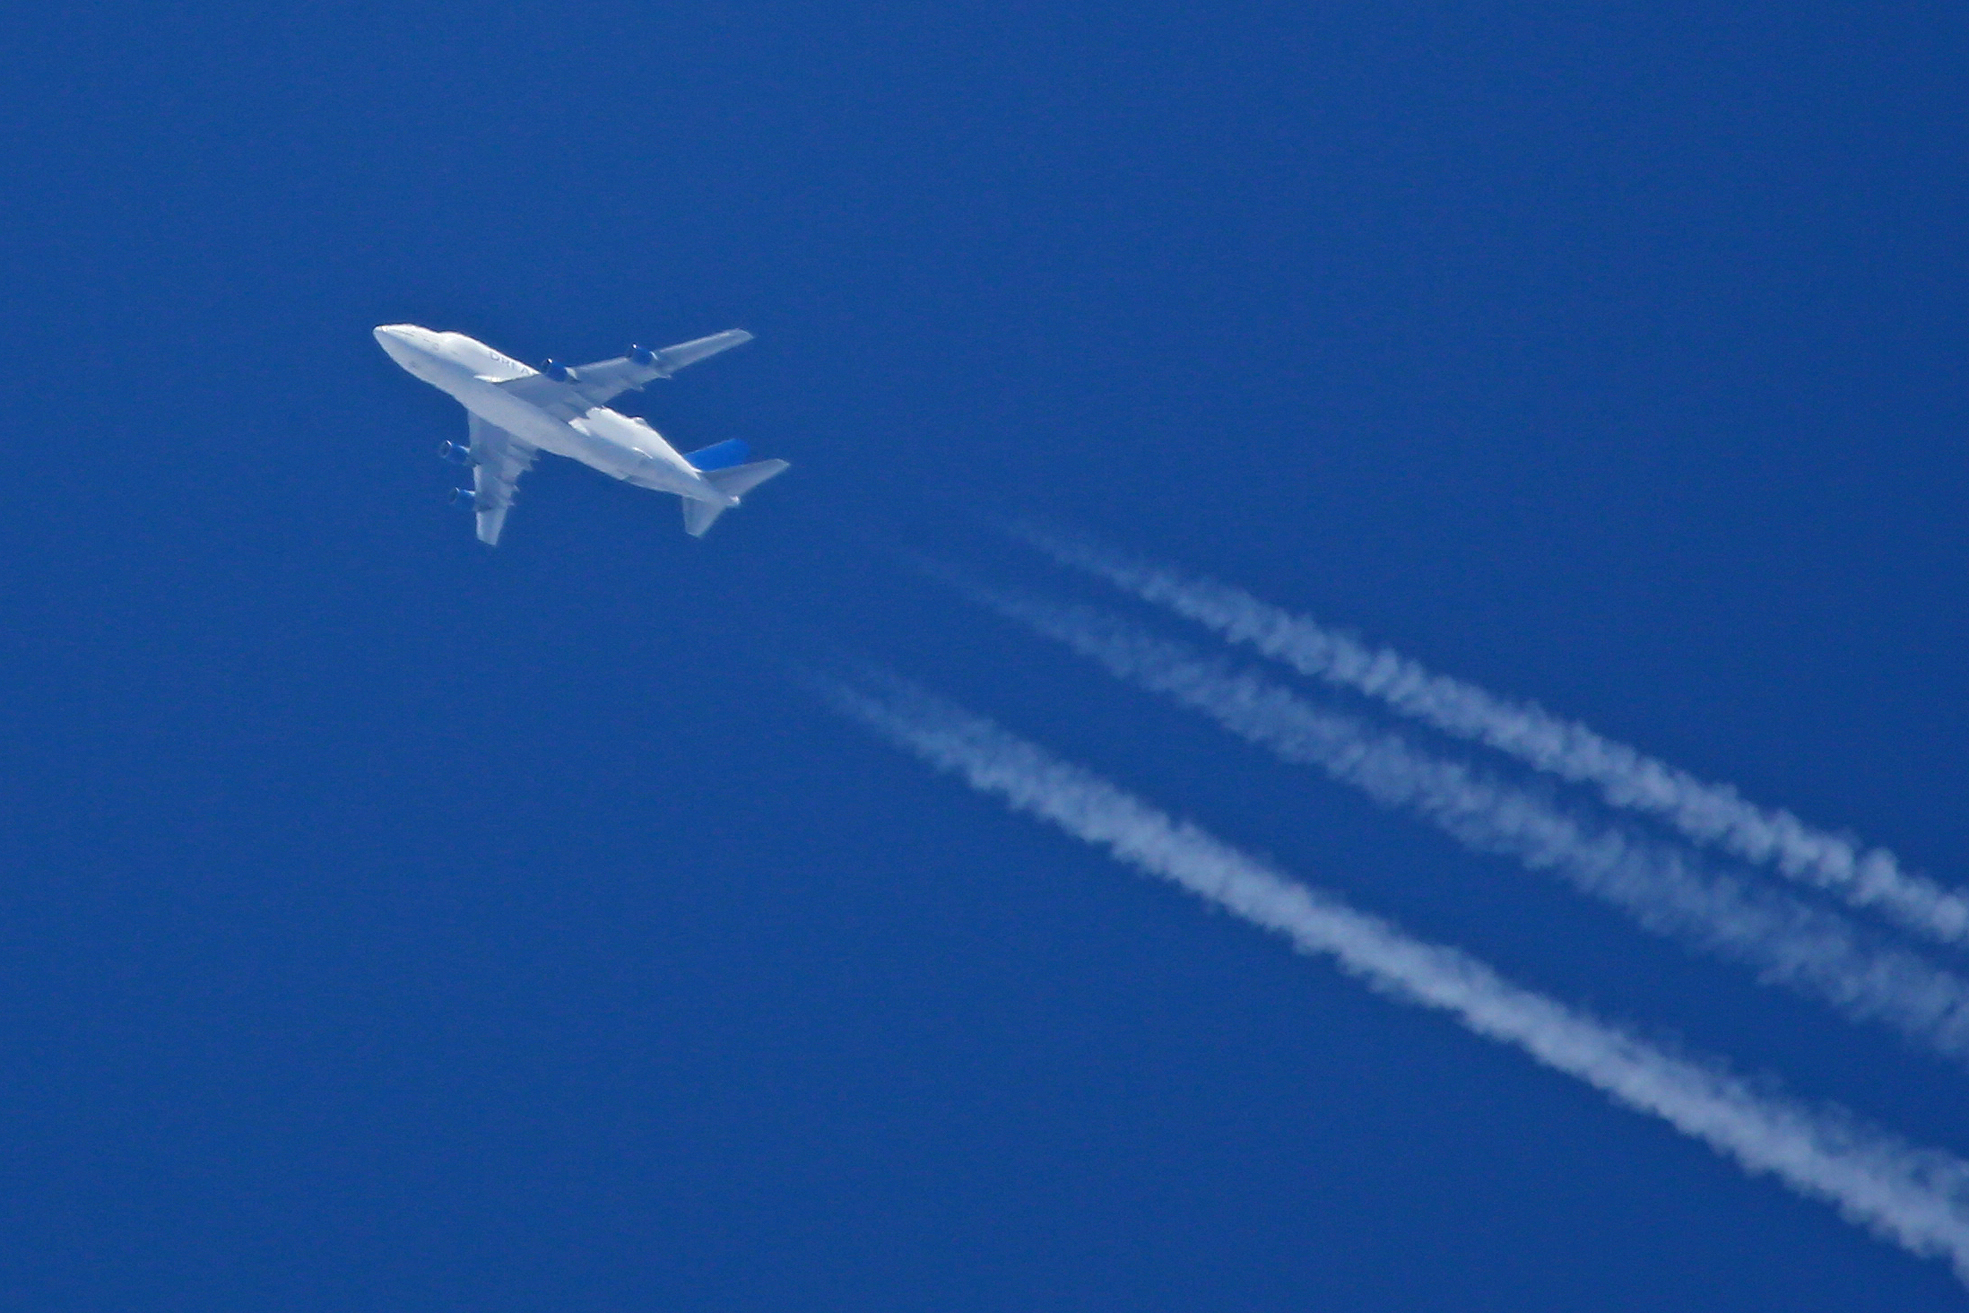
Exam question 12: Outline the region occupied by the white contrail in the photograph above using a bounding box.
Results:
[1012,526,1969,947]
[971,589,1969,1064]
[818,672,1969,1285]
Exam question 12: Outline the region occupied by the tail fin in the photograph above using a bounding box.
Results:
[684,438,752,471]
[681,459,791,537]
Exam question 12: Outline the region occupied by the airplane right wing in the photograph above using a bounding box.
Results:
[495,329,753,419]
[468,413,537,546]
[634,328,755,376]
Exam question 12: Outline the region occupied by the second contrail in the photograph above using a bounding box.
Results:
[959,582,1969,1066]
[1013,525,1969,948]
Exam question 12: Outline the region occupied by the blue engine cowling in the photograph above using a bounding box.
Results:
[627,344,657,367]
[438,440,473,464]
[541,358,576,382]
[449,487,477,509]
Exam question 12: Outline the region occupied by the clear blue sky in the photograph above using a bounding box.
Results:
[3,1,1967,1308]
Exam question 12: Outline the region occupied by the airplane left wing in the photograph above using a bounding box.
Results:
[495,329,753,419]
[468,413,536,546]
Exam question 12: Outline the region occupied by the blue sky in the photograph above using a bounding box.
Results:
[3,1,1968,1308]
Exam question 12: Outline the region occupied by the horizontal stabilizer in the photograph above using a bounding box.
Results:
[683,498,727,537]
[681,459,790,537]
[704,458,789,500]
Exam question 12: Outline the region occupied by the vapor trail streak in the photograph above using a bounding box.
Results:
[820,673,1969,1285]
[978,588,1969,1064]
[1013,526,1969,947]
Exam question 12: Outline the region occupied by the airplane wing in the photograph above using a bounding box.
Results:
[495,329,753,419]
[468,413,536,546]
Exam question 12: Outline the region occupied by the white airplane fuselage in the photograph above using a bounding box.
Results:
[373,324,733,506]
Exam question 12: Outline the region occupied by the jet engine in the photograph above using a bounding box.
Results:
[449,487,478,509]
[541,358,576,382]
[627,344,657,366]
[438,440,473,464]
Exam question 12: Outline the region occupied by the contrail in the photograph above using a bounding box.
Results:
[965,584,1969,1064]
[1012,525,1969,947]
[818,671,1969,1285]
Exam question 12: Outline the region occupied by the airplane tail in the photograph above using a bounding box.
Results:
[682,459,791,537]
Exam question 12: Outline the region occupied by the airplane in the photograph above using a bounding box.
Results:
[373,323,787,545]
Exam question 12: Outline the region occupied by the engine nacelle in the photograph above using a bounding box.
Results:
[438,440,473,464]
[541,358,576,382]
[627,344,657,366]
[449,487,478,509]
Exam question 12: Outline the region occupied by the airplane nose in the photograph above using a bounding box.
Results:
[374,325,420,364]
